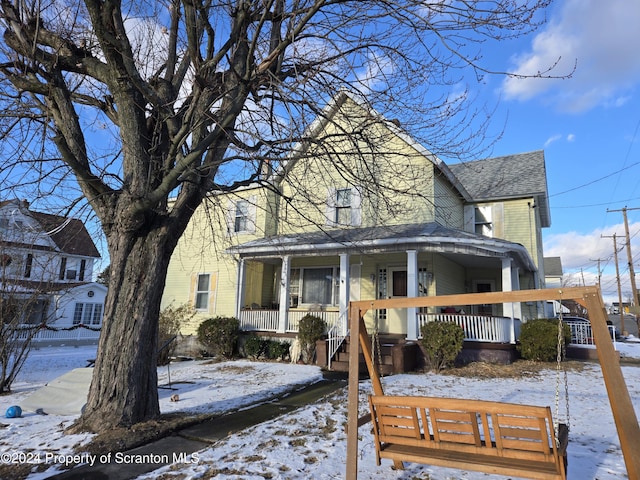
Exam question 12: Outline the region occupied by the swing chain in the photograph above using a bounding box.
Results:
[555,296,571,441]
[373,317,383,375]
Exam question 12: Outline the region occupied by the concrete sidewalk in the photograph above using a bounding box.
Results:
[48,372,347,480]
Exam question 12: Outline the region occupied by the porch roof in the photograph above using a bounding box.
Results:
[228,222,537,271]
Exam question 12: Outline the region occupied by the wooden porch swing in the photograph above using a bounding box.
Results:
[345,286,640,480]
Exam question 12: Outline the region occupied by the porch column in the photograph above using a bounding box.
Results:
[278,256,291,334]
[339,254,350,333]
[235,258,246,318]
[407,250,418,340]
[501,258,521,343]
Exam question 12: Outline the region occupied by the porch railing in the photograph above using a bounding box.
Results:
[327,311,349,369]
[418,313,520,343]
[238,309,340,334]
[565,320,617,348]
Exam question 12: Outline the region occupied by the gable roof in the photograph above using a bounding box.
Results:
[0,200,100,258]
[448,150,551,227]
[276,90,472,201]
[30,211,101,258]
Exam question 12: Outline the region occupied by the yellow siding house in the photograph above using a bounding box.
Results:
[162,91,552,366]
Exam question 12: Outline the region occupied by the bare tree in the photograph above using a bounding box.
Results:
[0,0,560,432]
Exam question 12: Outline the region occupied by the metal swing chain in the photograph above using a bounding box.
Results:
[555,299,571,442]
[372,315,383,375]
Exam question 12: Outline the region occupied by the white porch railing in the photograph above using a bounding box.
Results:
[238,309,340,333]
[565,320,617,348]
[238,309,280,331]
[418,313,520,343]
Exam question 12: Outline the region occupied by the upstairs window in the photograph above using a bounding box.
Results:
[227,196,256,234]
[24,254,33,278]
[235,200,250,232]
[475,206,493,237]
[327,187,361,227]
[335,188,352,225]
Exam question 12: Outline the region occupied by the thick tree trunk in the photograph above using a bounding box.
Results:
[72,221,176,432]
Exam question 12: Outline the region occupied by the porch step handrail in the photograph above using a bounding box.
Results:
[327,310,349,369]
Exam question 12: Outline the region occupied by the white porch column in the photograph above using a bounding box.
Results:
[407,250,418,340]
[235,258,246,318]
[339,254,350,332]
[501,257,521,343]
[278,256,291,334]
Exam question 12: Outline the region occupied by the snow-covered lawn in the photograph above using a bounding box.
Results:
[2,340,640,479]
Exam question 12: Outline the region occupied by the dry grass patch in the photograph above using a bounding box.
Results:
[441,360,586,379]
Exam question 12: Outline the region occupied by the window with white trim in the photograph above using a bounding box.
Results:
[335,188,352,225]
[227,196,257,234]
[234,200,250,232]
[475,206,493,237]
[195,274,210,310]
[73,303,103,325]
[290,266,340,306]
[327,187,361,227]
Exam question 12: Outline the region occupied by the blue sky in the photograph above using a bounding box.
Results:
[466,0,640,303]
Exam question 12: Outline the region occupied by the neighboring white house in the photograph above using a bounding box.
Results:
[0,199,106,342]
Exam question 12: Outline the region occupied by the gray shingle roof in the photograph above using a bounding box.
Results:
[448,150,550,227]
[543,257,563,276]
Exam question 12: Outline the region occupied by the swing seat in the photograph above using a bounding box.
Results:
[369,395,568,480]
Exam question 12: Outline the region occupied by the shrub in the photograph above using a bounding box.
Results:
[419,321,464,372]
[517,319,571,362]
[157,303,195,365]
[197,316,240,359]
[267,340,290,361]
[298,314,326,364]
[244,334,267,359]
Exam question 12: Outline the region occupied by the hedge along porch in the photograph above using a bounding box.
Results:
[345,286,640,480]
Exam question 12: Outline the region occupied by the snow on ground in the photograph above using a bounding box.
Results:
[1,341,640,479]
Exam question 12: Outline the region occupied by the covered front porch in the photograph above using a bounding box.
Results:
[228,223,539,368]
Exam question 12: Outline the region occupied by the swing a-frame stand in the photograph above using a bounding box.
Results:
[345,286,640,479]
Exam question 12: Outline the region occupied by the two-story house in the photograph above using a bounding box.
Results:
[162,92,551,366]
[0,199,106,342]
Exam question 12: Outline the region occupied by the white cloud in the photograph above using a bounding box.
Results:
[566,134,575,142]
[502,0,640,112]
[545,222,640,301]
[543,134,561,147]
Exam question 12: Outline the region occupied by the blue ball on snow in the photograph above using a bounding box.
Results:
[5,405,22,418]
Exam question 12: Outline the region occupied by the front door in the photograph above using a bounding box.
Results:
[474,280,495,315]
[386,266,408,334]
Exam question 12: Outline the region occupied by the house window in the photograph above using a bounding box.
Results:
[195,274,210,310]
[377,268,387,322]
[290,267,339,306]
[335,188,352,225]
[327,187,361,227]
[73,303,103,325]
[79,259,86,281]
[24,254,33,278]
[475,206,492,237]
[59,257,67,280]
[0,217,8,229]
[234,200,250,232]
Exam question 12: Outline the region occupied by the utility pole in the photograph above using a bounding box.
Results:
[602,234,625,335]
[589,258,603,286]
[608,207,640,334]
